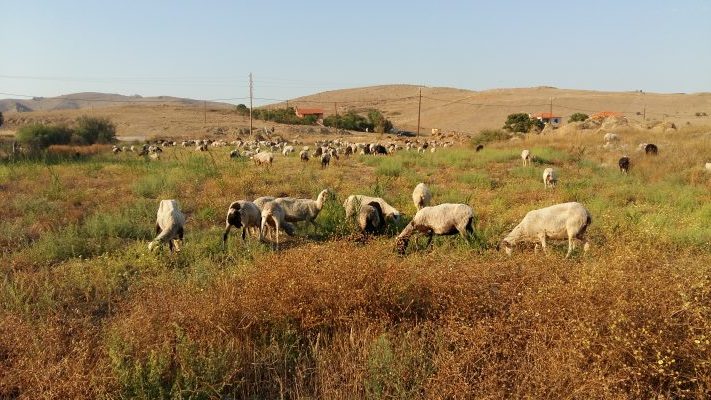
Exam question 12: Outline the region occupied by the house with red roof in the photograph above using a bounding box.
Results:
[294,107,324,119]
[529,112,562,127]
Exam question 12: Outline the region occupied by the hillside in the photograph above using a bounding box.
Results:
[1,86,711,139]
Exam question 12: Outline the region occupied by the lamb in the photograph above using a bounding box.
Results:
[499,202,591,258]
[619,156,630,174]
[395,203,475,255]
[645,143,658,155]
[321,152,331,168]
[252,152,274,167]
[273,189,331,231]
[299,150,309,162]
[358,201,385,234]
[222,200,261,244]
[260,201,296,250]
[344,195,401,225]
[412,183,432,211]
[521,149,532,166]
[543,168,557,189]
[148,199,186,252]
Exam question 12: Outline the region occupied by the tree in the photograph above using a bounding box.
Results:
[235,104,249,116]
[367,110,393,133]
[503,113,537,133]
[568,113,589,123]
[15,123,72,150]
[0,111,4,128]
[74,116,116,144]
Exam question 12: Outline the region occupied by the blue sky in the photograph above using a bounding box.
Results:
[1,0,709,105]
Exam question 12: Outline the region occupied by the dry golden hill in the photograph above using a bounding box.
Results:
[1,85,710,139]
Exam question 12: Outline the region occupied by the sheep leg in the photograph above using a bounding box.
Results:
[241,227,247,241]
[155,223,161,236]
[566,235,575,258]
[425,231,434,250]
[275,220,280,251]
[222,224,232,244]
[538,234,548,254]
[168,239,174,253]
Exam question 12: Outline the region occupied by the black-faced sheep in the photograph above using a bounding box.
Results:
[543,168,557,189]
[500,202,591,258]
[148,199,185,252]
[300,150,309,162]
[344,195,401,225]
[222,200,261,244]
[619,156,630,174]
[412,183,432,211]
[358,201,385,234]
[645,143,658,155]
[475,144,484,152]
[395,203,475,255]
[320,152,331,168]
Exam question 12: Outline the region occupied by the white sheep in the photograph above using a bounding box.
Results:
[252,152,274,167]
[412,183,432,211]
[260,201,296,250]
[344,195,401,225]
[521,149,532,166]
[705,162,711,172]
[395,203,475,255]
[273,189,331,231]
[253,196,276,211]
[282,145,295,156]
[222,200,261,244]
[543,167,557,189]
[299,150,309,162]
[320,152,331,168]
[500,202,591,258]
[148,199,186,252]
[604,132,619,143]
[358,201,385,234]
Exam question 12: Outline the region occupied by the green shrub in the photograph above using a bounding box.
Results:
[15,123,72,150]
[568,112,589,123]
[471,129,510,146]
[503,113,538,133]
[252,107,316,125]
[73,116,116,144]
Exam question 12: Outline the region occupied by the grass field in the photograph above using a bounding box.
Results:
[1,126,711,398]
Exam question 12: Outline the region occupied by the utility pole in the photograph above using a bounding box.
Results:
[249,72,253,137]
[416,88,422,137]
[334,102,338,129]
[643,106,646,121]
[549,97,553,120]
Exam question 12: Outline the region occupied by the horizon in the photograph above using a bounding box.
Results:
[2,1,710,106]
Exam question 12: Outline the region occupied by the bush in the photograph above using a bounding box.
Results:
[367,110,393,133]
[0,111,4,128]
[74,116,116,144]
[324,111,371,131]
[568,113,589,123]
[503,113,538,133]
[472,129,510,146]
[15,123,72,150]
[252,107,316,125]
[235,104,249,116]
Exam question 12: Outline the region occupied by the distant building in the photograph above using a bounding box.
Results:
[529,112,562,127]
[294,107,324,119]
[591,111,623,119]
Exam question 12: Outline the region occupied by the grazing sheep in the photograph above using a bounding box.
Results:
[196,144,208,152]
[412,183,432,211]
[521,149,532,166]
[282,145,295,156]
[373,144,388,155]
[149,152,160,161]
[475,144,484,152]
[358,201,385,234]
[344,195,401,225]
[299,150,309,162]
[500,202,591,258]
[645,143,658,155]
[252,152,274,167]
[260,201,296,250]
[543,168,557,189]
[253,196,276,211]
[148,200,185,252]
[604,132,619,143]
[619,156,631,174]
[320,152,331,168]
[229,149,240,159]
[705,162,711,172]
[395,203,475,255]
[274,189,331,231]
[112,146,122,154]
[222,200,261,244]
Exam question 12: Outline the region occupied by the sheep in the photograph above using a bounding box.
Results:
[499,202,591,258]
[273,189,331,231]
[619,156,630,174]
[253,196,276,211]
[148,199,185,252]
[112,146,122,154]
[300,150,310,162]
[229,149,240,159]
[260,201,296,250]
[282,145,295,156]
[543,168,557,189]
[373,144,388,155]
[475,144,484,152]
[320,152,331,168]
[149,152,160,161]
[252,152,274,167]
[604,132,619,143]
[412,183,432,211]
[344,195,401,225]
[521,149,532,166]
[395,203,475,255]
[645,143,658,155]
[705,162,711,172]
[358,201,385,234]
[222,200,261,244]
